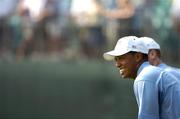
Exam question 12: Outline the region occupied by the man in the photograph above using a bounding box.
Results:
[103,36,180,119]
[139,37,180,80]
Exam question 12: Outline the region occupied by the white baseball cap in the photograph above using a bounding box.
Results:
[139,37,160,50]
[103,36,148,60]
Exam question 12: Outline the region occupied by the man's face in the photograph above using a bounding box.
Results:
[148,49,159,66]
[114,52,138,79]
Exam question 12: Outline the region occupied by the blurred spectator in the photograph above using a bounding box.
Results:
[168,0,180,61]
[0,0,18,57]
[35,0,59,54]
[134,0,156,36]
[40,0,61,54]
[9,0,46,58]
[98,0,136,39]
[171,0,180,33]
[10,0,35,61]
[93,0,118,50]
[22,0,46,21]
[47,0,72,56]
[71,0,106,59]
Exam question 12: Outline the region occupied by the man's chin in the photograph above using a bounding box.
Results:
[120,74,127,78]
[119,73,131,79]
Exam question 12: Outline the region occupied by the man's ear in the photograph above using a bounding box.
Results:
[134,52,143,62]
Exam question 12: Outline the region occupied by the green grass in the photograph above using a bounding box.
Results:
[0,60,137,119]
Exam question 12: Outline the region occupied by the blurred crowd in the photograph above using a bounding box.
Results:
[0,0,180,62]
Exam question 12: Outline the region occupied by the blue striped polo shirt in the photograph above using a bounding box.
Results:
[134,61,180,119]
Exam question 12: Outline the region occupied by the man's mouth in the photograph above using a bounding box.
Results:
[119,69,124,75]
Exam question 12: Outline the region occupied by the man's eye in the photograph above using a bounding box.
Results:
[115,57,118,61]
[115,57,121,60]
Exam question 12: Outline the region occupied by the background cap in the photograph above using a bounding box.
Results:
[139,37,160,50]
[103,36,148,60]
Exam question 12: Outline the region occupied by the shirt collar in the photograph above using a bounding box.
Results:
[158,63,168,69]
[137,61,150,75]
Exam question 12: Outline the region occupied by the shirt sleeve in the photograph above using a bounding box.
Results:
[134,80,160,119]
[160,72,180,119]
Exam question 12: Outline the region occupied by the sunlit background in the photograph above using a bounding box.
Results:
[0,0,180,118]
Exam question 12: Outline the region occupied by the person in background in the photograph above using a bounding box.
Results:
[0,0,18,57]
[171,0,180,33]
[11,0,35,61]
[97,0,135,39]
[71,0,106,58]
[139,36,180,79]
[170,0,180,61]
[103,36,180,119]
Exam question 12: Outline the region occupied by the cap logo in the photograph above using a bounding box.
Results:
[132,45,136,49]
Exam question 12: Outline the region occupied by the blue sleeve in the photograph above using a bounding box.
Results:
[134,80,160,119]
[165,67,180,81]
[160,72,180,118]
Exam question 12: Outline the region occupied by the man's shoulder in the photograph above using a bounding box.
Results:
[142,65,163,75]
[165,66,180,78]
[159,63,180,73]
[165,66,180,72]
[136,65,163,82]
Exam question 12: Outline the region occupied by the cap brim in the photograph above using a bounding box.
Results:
[103,50,129,61]
[103,51,116,61]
